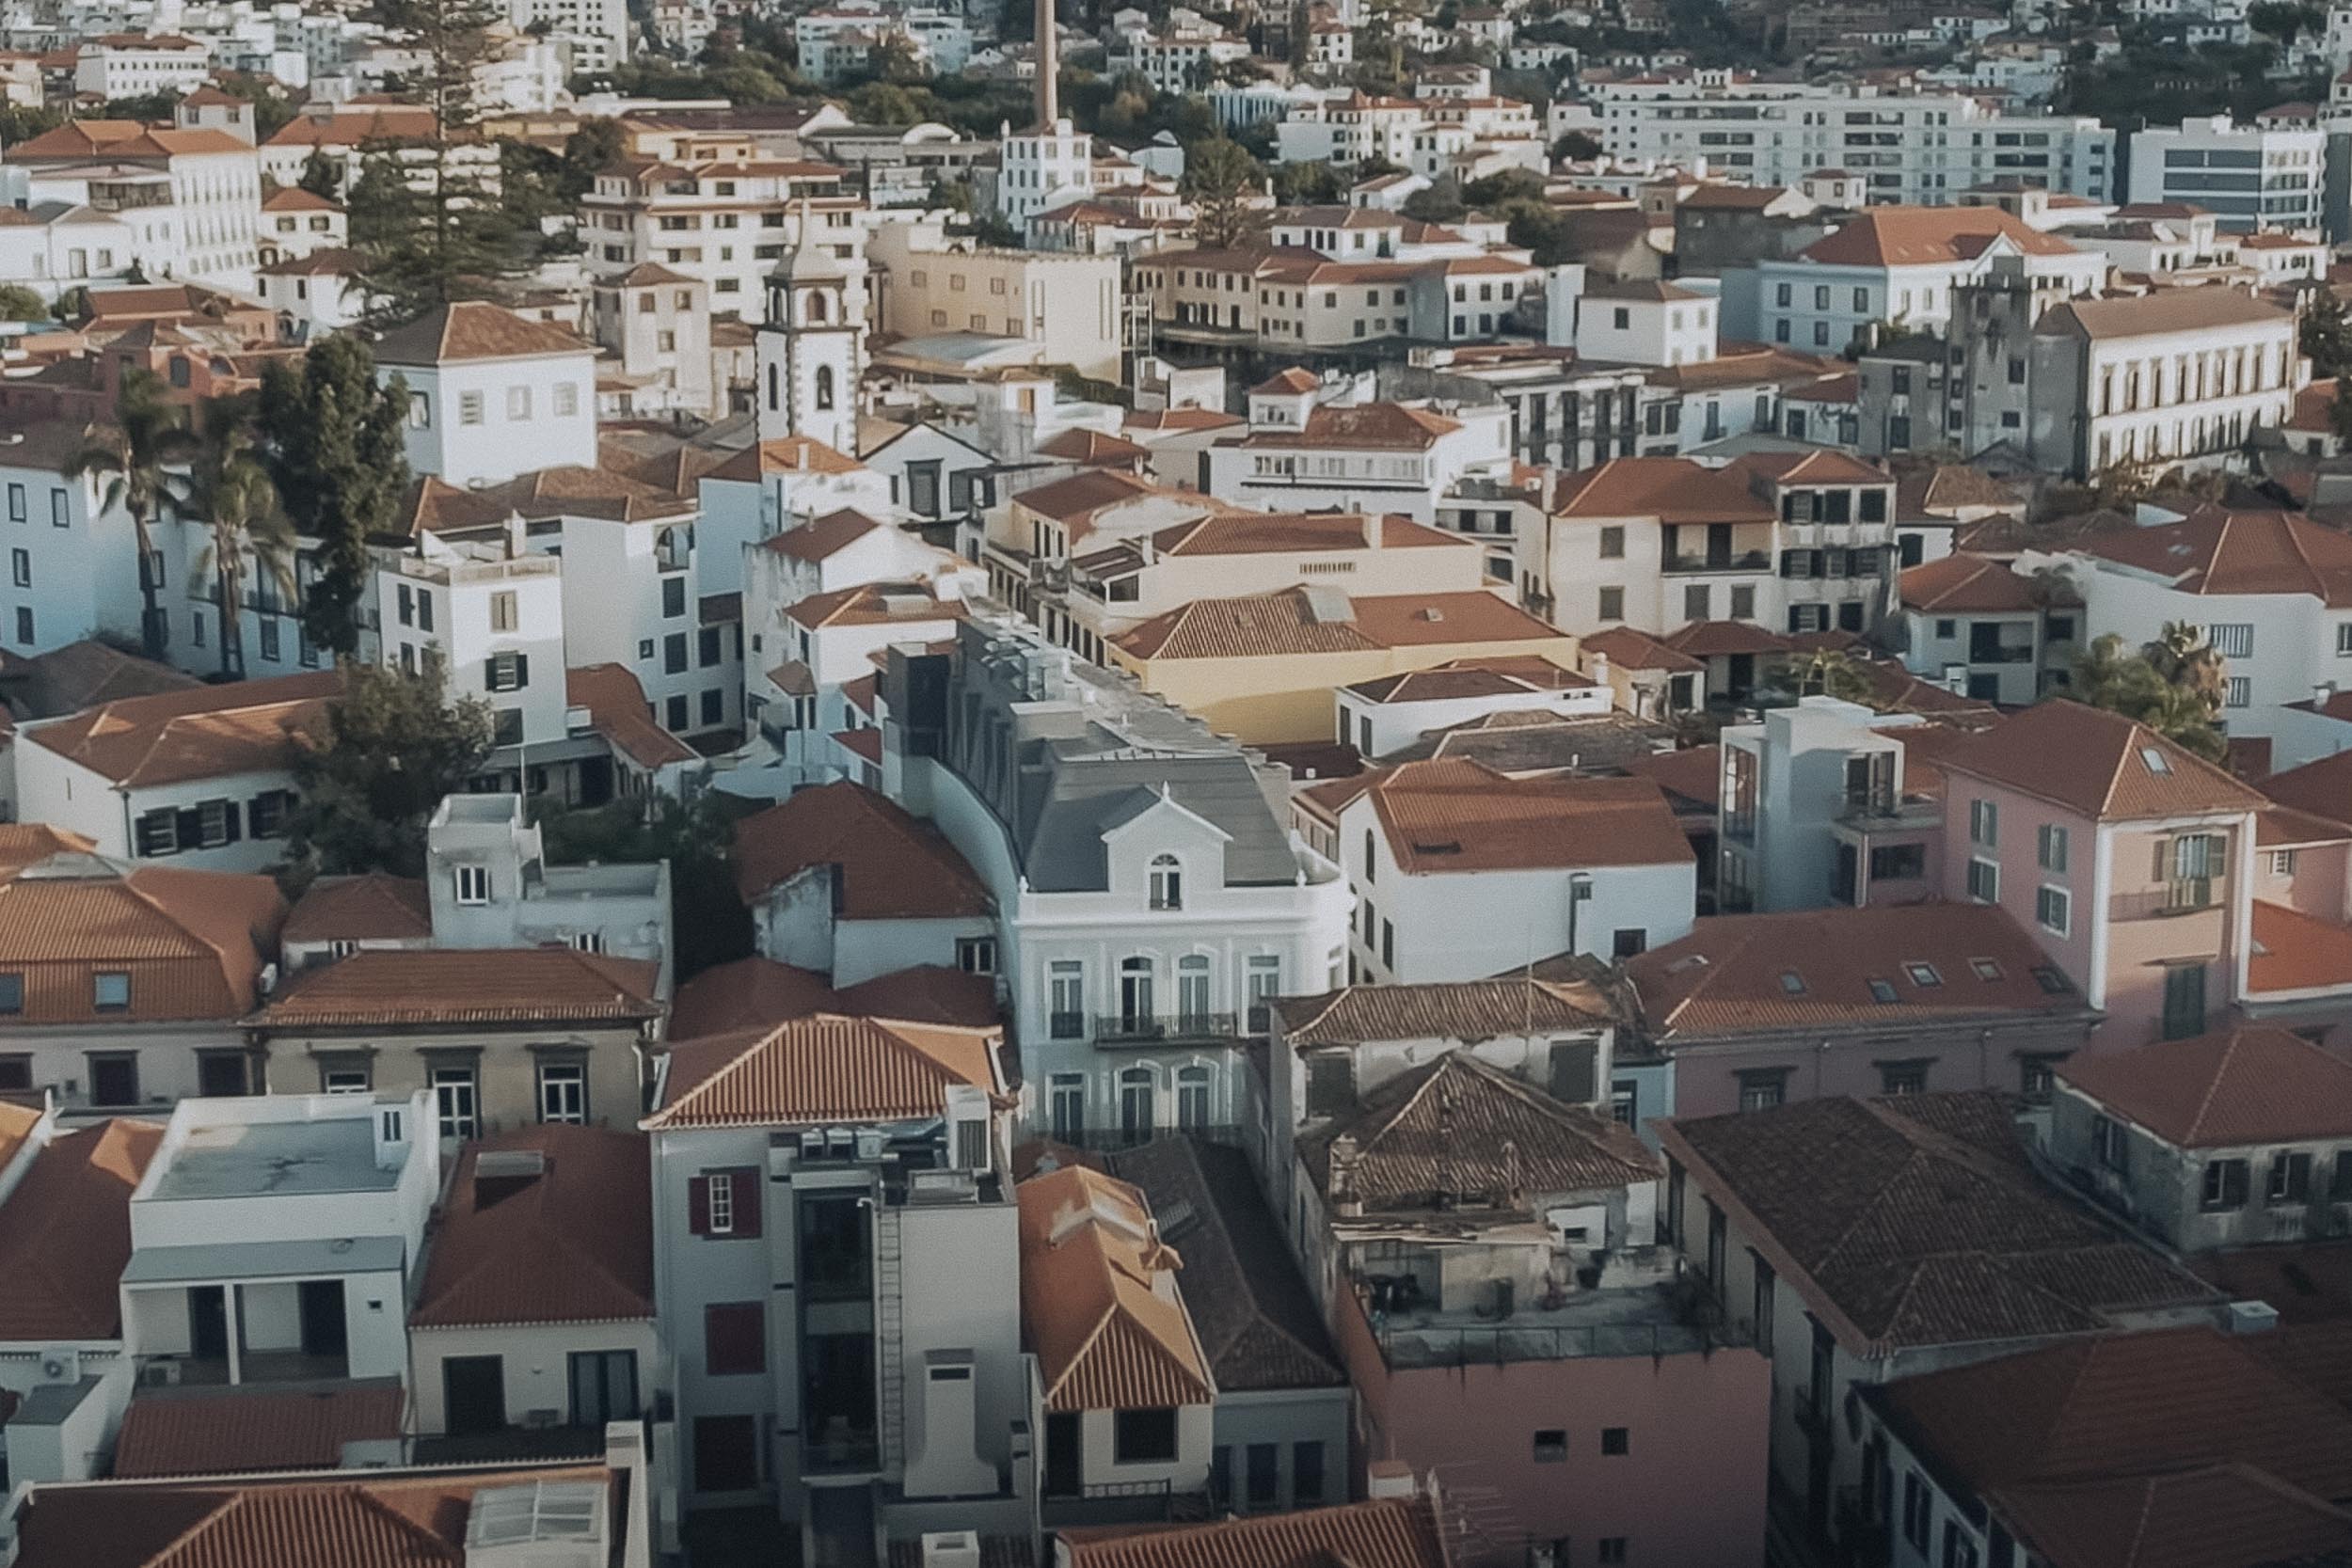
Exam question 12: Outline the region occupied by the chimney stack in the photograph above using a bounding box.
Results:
[1036,0,1057,126]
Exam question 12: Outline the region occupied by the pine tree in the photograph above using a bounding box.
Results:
[1180,135,1263,249]
[287,657,496,877]
[257,337,412,659]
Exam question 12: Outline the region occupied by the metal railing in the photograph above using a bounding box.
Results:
[2110,879,2217,920]
[1663,551,1772,575]
[1091,1012,1238,1044]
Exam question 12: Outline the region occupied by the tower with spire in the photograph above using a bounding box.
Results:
[754,199,863,454]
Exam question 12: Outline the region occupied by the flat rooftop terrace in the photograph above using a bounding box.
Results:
[149,1117,399,1201]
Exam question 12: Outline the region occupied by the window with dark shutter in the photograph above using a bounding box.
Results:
[729,1169,763,1238]
[704,1302,765,1375]
[688,1174,710,1235]
[1549,1039,1598,1104]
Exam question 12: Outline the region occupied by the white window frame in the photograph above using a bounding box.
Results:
[2036,883,2070,936]
[707,1170,736,1234]
[454,864,491,905]
[538,1060,587,1124]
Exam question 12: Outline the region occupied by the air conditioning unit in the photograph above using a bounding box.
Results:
[38,1347,80,1385]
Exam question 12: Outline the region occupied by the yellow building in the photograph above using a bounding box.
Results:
[1107,585,1580,744]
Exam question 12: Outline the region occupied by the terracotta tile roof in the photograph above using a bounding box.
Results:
[647,1013,1000,1129]
[1942,701,2266,821]
[833,727,882,764]
[247,947,661,1029]
[1111,1138,1344,1393]
[2056,1022,2352,1147]
[1011,468,1177,527]
[1117,588,1565,661]
[1991,1461,2352,1568]
[2040,288,2291,341]
[11,1465,615,1568]
[785,581,967,632]
[262,106,439,145]
[0,1119,161,1339]
[1346,655,1591,703]
[1628,903,2085,1038]
[706,435,864,483]
[1061,1497,1449,1568]
[1300,1052,1660,1212]
[1800,205,2084,264]
[1549,456,1776,524]
[1250,368,1320,395]
[2257,803,2347,846]
[1274,976,1610,1047]
[413,1125,653,1328]
[2261,749,2352,827]
[732,781,990,916]
[0,862,283,1023]
[1658,1093,2216,1353]
[667,955,838,1039]
[2248,899,2352,995]
[1034,427,1150,465]
[22,668,341,786]
[1151,512,1464,557]
[0,639,202,721]
[112,1383,406,1479]
[759,507,884,562]
[565,664,697,769]
[1898,464,2028,518]
[371,301,590,365]
[1018,1164,1216,1413]
[1726,449,1890,487]
[474,466,692,526]
[0,824,95,875]
[261,187,343,213]
[1622,743,1722,808]
[0,1101,40,1182]
[834,964,1000,1025]
[1873,1328,2352,1515]
[1900,551,2064,613]
[2069,505,2352,606]
[1357,759,1692,872]
[1662,619,1795,657]
[280,874,431,945]
[1580,624,1706,672]
[1238,403,1463,451]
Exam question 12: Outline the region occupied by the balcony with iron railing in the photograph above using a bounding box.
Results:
[2109,878,2220,921]
[1091,1011,1239,1046]
[1662,550,1772,575]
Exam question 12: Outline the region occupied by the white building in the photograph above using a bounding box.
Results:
[994,118,1093,230]
[1548,265,1720,366]
[373,302,599,488]
[119,1091,438,1390]
[886,614,1352,1148]
[1589,77,2118,205]
[1200,373,1514,524]
[0,420,148,657]
[2125,115,2326,232]
[72,33,209,98]
[3,119,262,293]
[755,212,864,458]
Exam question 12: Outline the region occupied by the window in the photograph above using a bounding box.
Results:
[2274,849,2299,877]
[1943,1522,1979,1568]
[485,650,529,693]
[662,577,687,619]
[815,364,836,411]
[1113,1408,1178,1464]
[1968,799,1998,847]
[1049,1074,1085,1140]
[664,633,689,674]
[1750,1251,1775,1349]
[1870,843,1925,881]
[1246,955,1280,1033]
[506,385,532,420]
[2201,1156,2249,1211]
[13,607,29,647]
[1598,1541,1628,1566]
[1599,525,1626,559]
[1598,586,1625,621]
[2163,962,2207,1040]
[1049,961,1085,1038]
[460,391,484,425]
[1148,854,1183,911]
[1294,1441,1326,1504]
[1903,1471,1931,1553]
[2269,1150,2312,1205]
[699,689,723,727]
[455,864,490,905]
[554,383,578,418]
[432,1065,478,1140]
[2037,824,2068,873]
[2091,1114,2128,1174]
[88,1053,138,1107]
[9,549,26,589]
[1533,1429,1567,1463]
[537,1060,586,1123]
[2207,622,2253,659]
[1967,858,1998,903]
[2036,885,2070,935]
[0,974,18,1016]
[704,1302,766,1375]
[93,972,130,1011]
[490,591,517,632]
[2226,675,2251,708]
[1880,1059,1930,1095]
[1601,1427,1629,1456]
[1738,1070,1787,1112]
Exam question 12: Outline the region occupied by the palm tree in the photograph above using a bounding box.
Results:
[2072,634,2226,761]
[2142,620,2226,719]
[187,395,295,680]
[64,369,195,659]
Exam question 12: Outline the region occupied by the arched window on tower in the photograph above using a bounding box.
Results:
[805,289,830,325]
[815,364,835,411]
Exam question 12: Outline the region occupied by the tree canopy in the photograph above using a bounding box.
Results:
[257,337,412,658]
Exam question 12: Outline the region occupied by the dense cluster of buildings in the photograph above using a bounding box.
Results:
[7,0,2352,1562]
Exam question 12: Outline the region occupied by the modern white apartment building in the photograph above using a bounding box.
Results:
[1589,76,2118,205]
[4,120,262,293]
[2124,116,2326,233]
[507,0,630,67]
[580,157,862,325]
[72,33,209,98]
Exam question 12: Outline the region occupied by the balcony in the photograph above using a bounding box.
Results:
[2109,879,2219,921]
[1663,551,1772,575]
[1091,1012,1238,1045]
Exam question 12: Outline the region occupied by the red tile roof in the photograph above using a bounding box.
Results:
[247,948,661,1029]
[1357,758,1692,871]
[1019,1164,1215,1414]
[1580,625,1706,672]
[1549,456,1776,524]
[565,664,698,769]
[0,1119,161,1339]
[1062,1497,1449,1568]
[112,1383,406,1479]
[1943,701,2267,821]
[1117,588,1565,660]
[732,780,991,916]
[1900,551,2068,613]
[1993,1461,2352,1568]
[2257,748,2352,828]
[2056,1022,2352,1146]
[0,862,284,1024]
[1801,204,2083,264]
[371,301,590,365]
[757,507,883,562]
[280,874,431,945]
[413,1125,653,1328]
[1629,903,2084,1037]
[2247,899,2352,995]
[22,668,341,786]
[2069,505,2352,606]
[647,1014,1001,1129]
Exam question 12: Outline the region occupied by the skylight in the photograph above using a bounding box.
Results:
[1779,971,1806,995]
[1867,978,1899,1004]
[1970,958,2004,981]
[1904,962,1943,988]
[2141,747,2171,774]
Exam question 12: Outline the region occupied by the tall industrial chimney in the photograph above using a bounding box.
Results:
[1036,0,1057,126]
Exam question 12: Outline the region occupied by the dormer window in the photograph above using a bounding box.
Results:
[1149,854,1184,911]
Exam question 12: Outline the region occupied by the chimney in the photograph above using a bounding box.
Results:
[1363,514,1382,549]
[1035,0,1057,127]
[1366,1460,1415,1499]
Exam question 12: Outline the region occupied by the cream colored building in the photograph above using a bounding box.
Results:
[870,218,1125,383]
[581,154,865,325]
